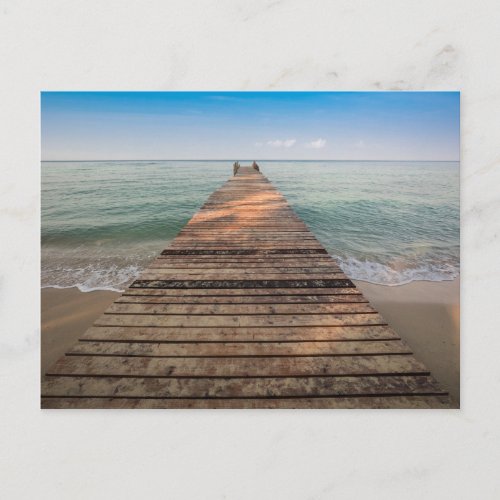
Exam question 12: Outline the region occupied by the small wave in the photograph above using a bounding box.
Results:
[41,284,126,293]
[41,263,142,293]
[335,256,459,286]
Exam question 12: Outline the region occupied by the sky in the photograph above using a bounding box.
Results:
[41,92,460,161]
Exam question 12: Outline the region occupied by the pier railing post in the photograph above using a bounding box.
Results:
[233,161,240,176]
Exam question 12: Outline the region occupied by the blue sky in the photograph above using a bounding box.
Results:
[41,92,459,161]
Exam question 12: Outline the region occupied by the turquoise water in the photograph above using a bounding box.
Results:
[41,160,459,291]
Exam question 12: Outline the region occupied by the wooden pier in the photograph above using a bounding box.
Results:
[42,165,451,408]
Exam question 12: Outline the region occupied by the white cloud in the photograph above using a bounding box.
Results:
[356,139,365,149]
[305,138,326,149]
[255,141,263,147]
[266,139,296,148]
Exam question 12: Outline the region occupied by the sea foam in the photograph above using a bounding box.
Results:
[335,255,459,286]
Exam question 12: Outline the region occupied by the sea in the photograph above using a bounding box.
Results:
[41,160,460,292]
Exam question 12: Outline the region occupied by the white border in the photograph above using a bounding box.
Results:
[1,1,499,498]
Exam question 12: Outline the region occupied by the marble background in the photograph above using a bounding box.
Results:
[1,0,499,498]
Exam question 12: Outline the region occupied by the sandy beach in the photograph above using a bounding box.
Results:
[41,279,459,405]
[41,288,119,377]
[355,278,460,405]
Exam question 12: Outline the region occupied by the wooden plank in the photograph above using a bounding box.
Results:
[160,249,328,256]
[47,354,428,378]
[42,395,452,409]
[184,226,307,231]
[67,339,413,357]
[180,230,312,234]
[137,273,347,281]
[170,244,324,248]
[129,279,354,289]
[105,302,376,315]
[146,267,343,273]
[41,375,446,398]
[148,266,343,272]
[81,325,399,342]
[115,294,368,304]
[122,287,362,296]
[180,230,318,233]
[172,236,320,241]
[155,255,338,260]
[173,234,319,239]
[94,312,386,328]
[148,260,337,266]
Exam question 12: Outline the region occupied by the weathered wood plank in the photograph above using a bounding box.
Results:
[68,340,413,357]
[169,242,324,247]
[94,312,386,328]
[137,273,348,281]
[81,325,399,342]
[177,231,317,236]
[172,240,321,244]
[160,249,327,256]
[148,268,344,275]
[115,294,368,304]
[152,265,341,271]
[47,354,428,378]
[129,279,354,289]
[184,225,307,231]
[151,259,339,265]
[41,375,446,398]
[105,302,376,315]
[173,234,319,239]
[122,287,362,296]
[41,395,451,409]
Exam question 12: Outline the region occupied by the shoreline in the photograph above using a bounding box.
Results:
[41,276,458,294]
[41,278,460,406]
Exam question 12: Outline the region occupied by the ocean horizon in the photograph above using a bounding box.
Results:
[41,160,460,291]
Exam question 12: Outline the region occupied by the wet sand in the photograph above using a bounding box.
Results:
[41,279,460,406]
